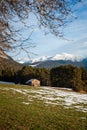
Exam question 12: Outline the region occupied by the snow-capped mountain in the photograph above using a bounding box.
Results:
[51,53,82,62]
[23,53,82,64]
[31,56,52,63]
[22,53,87,69]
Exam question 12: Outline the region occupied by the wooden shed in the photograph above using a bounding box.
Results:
[25,79,40,87]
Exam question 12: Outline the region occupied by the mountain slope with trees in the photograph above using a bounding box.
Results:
[0,48,23,82]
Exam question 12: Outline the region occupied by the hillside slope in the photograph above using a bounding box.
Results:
[0,48,23,70]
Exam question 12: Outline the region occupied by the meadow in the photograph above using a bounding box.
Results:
[0,84,87,130]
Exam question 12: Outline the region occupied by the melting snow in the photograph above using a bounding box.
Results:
[22,102,30,105]
[0,81,14,84]
[0,87,87,112]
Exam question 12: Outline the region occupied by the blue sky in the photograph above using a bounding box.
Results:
[8,1,87,62]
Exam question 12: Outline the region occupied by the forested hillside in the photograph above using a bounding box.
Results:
[0,48,23,82]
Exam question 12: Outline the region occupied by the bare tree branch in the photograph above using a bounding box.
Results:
[0,0,82,56]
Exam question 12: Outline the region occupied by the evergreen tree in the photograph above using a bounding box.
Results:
[50,65,83,92]
[80,67,87,92]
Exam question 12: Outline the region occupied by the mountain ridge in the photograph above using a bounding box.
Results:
[0,50,87,70]
[23,57,87,69]
[22,53,87,69]
[0,48,23,69]
[18,53,82,64]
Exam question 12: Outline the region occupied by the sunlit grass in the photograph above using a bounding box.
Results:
[0,84,87,130]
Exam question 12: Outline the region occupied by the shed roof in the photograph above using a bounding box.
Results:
[26,79,39,84]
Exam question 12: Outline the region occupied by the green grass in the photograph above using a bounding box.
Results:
[0,84,87,130]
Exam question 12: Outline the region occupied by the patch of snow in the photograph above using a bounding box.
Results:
[0,86,87,112]
[0,81,15,84]
[54,87,72,91]
[45,101,58,106]
[19,61,24,64]
[10,88,27,95]
[25,87,87,112]
[29,63,40,67]
[22,102,30,105]
[0,55,9,59]
[74,106,87,112]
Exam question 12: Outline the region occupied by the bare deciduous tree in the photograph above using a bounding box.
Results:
[0,0,81,53]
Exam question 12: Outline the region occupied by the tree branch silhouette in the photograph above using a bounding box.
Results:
[0,0,81,55]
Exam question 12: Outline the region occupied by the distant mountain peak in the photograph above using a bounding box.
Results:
[22,53,87,69]
[51,53,82,62]
[18,53,82,64]
[29,53,82,63]
[31,56,51,63]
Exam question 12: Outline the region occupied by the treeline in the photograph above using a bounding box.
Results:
[0,66,50,86]
[0,65,87,92]
[16,66,50,86]
[51,65,87,92]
